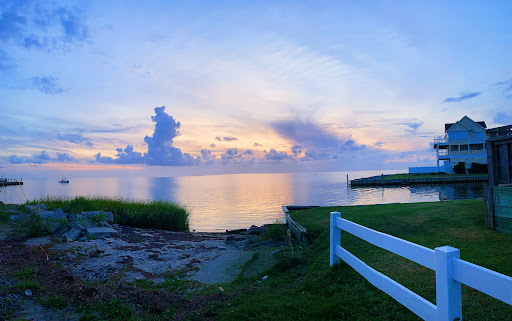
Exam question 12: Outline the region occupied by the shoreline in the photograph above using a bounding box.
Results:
[350,173,488,186]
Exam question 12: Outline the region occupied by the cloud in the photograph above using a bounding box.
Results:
[272,119,341,149]
[30,76,66,94]
[210,143,215,148]
[9,150,75,164]
[95,106,200,166]
[395,120,423,133]
[56,8,88,43]
[492,112,512,125]
[442,92,481,103]
[243,149,254,155]
[291,145,302,156]
[56,133,93,146]
[0,2,89,51]
[144,106,199,166]
[265,149,291,161]
[200,148,216,165]
[221,147,242,164]
[215,136,238,142]
[253,142,262,146]
[0,49,16,70]
[95,145,143,164]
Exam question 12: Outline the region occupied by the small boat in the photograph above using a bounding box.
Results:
[59,178,70,183]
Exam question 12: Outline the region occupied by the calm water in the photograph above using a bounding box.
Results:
[0,170,485,232]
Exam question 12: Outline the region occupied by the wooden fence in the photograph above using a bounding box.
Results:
[329,212,512,321]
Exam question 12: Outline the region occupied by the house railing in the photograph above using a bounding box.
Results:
[434,138,448,144]
[470,150,484,155]
[330,212,512,321]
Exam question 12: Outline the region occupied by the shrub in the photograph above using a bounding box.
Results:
[468,162,488,174]
[453,162,466,174]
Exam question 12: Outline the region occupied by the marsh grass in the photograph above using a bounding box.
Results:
[26,196,189,231]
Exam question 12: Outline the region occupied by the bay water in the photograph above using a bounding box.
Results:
[0,170,485,232]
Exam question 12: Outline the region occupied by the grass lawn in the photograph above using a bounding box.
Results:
[215,199,512,320]
[381,173,488,180]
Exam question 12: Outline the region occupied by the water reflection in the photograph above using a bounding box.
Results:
[1,171,485,232]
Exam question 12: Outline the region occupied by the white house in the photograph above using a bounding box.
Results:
[433,116,487,173]
[409,116,487,174]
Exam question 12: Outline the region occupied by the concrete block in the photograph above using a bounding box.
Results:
[87,227,118,238]
[63,228,81,242]
[53,208,68,220]
[39,211,55,219]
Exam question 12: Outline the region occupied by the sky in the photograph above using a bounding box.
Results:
[1,0,511,178]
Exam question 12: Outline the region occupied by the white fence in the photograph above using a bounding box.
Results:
[329,212,512,321]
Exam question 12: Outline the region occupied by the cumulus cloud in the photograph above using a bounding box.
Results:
[265,149,291,161]
[9,150,75,164]
[95,106,200,166]
[215,136,238,142]
[56,132,93,146]
[94,145,143,164]
[30,76,66,94]
[442,92,481,103]
[253,142,262,146]
[200,148,216,165]
[144,106,199,166]
[291,145,302,156]
[221,147,242,164]
[210,143,215,148]
[243,149,254,155]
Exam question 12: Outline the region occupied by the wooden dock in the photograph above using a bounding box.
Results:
[350,176,488,186]
[0,181,23,187]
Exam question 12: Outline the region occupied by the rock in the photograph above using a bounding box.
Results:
[86,227,118,238]
[100,221,113,229]
[49,222,62,234]
[102,211,114,223]
[68,214,84,221]
[86,221,99,228]
[25,289,32,296]
[69,221,86,231]
[253,239,275,248]
[24,205,41,214]
[226,228,247,235]
[53,226,69,237]
[37,203,47,211]
[247,235,259,243]
[234,240,249,248]
[53,208,67,220]
[82,211,114,223]
[261,275,269,282]
[11,213,30,222]
[63,228,81,242]
[247,226,267,235]
[39,211,55,219]
[271,248,285,255]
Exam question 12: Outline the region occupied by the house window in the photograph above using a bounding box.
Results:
[450,145,459,151]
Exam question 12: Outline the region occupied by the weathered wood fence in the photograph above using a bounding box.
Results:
[329,212,512,321]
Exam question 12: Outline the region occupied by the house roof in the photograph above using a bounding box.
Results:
[444,119,486,132]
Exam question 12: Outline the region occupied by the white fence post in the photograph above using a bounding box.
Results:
[435,246,462,321]
[330,211,341,266]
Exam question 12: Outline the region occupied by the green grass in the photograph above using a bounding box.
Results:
[26,196,189,231]
[213,199,512,320]
[40,296,68,310]
[380,173,488,180]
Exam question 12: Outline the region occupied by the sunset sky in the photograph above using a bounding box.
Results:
[1,1,511,178]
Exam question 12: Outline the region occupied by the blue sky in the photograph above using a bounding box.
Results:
[1,0,511,178]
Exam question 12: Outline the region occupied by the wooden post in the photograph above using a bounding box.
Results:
[435,246,462,321]
[330,212,341,266]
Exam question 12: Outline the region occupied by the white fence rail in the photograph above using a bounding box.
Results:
[329,212,512,321]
